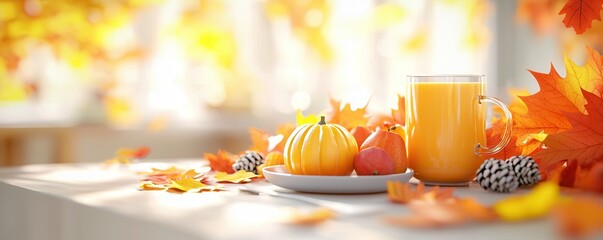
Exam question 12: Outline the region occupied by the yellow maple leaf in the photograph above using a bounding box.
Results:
[168,176,207,192]
[296,109,319,126]
[285,207,335,225]
[493,181,560,222]
[140,182,167,191]
[139,166,184,176]
[214,170,258,183]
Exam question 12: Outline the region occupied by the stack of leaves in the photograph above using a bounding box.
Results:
[139,165,260,193]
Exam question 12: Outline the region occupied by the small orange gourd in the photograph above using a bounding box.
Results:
[284,116,358,175]
[264,151,284,166]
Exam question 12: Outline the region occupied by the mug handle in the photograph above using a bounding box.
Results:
[474,95,513,156]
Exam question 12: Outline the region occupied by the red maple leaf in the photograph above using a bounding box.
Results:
[559,0,603,34]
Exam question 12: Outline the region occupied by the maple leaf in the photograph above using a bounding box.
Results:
[140,182,167,191]
[168,176,207,192]
[536,90,603,168]
[387,182,454,204]
[489,47,603,163]
[248,128,269,154]
[559,0,603,34]
[139,166,185,176]
[248,124,295,154]
[272,123,296,153]
[285,207,335,225]
[390,94,405,126]
[554,196,603,237]
[513,47,603,137]
[328,98,370,130]
[517,0,566,34]
[204,150,236,174]
[214,170,258,183]
[384,196,495,228]
[493,181,560,222]
[296,110,319,126]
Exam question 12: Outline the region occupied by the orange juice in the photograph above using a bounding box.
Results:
[406,82,486,183]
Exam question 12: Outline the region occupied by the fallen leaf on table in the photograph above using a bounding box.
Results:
[214,170,259,183]
[493,181,560,222]
[285,207,335,225]
[140,175,170,185]
[559,0,603,34]
[387,182,453,204]
[384,197,496,228]
[204,150,236,174]
[140,182,167,191]
[139,166,185,176]
[168,176,207,192]
[554,196,603,237]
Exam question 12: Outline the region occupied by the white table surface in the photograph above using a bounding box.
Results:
[0,159,592,240]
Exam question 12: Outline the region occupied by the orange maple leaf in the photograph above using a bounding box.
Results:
[204,150,236,174]
[515,47,603,136]
[328,98,370,130]
[248,124,295,154]
[489,47,603,163]
[559,0,603,34]
[273,123,296,153]
[248,128,269,154]
[387,182,454,204]
[554,196,603,237]
[385,183,495,228]
[390,94,405,126]
[536,90,603,168]
[517,0,567,34]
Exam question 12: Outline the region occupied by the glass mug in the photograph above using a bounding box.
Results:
[405,75,512,185]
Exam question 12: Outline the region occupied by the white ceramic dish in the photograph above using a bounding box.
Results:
[262,165,414,194]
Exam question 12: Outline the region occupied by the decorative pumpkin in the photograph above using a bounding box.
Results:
[284,116,358,175]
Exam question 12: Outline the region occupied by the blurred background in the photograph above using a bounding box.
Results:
[0,0,601,165]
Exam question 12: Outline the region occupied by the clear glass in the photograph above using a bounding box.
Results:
[406,75,512,185]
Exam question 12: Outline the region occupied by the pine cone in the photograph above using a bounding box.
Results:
[232,151,265,174]
[507,155,541,186]
[476,158,519,193]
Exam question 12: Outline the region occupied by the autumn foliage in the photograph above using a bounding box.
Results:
[487,47,603,192]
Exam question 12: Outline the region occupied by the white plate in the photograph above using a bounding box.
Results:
[262,165,414,194]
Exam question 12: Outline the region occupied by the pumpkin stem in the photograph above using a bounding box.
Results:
[318,116,327,125]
